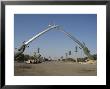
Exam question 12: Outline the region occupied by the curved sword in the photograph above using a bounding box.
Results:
[15,25,59,58]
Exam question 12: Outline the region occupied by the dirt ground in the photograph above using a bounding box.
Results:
[14,61,97,76]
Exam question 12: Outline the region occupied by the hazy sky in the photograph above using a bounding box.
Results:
[14,14,97,59]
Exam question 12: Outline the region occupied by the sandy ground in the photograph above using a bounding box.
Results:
[14,61,97,76]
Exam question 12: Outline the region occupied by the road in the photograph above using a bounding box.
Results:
[14,61,97,76]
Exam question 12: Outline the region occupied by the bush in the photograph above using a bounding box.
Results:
[62,58,76,62]
[92,54,97,60]
[15,54,30,62]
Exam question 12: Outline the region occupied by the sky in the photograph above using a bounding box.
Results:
[14,14,97,59]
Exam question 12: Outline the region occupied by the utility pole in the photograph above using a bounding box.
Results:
[69,51,71,55]
[75,46,78,62]
[38,48,40,53]
[33,52,37,63]
[65,53,68,59]
[69,50,72,58]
